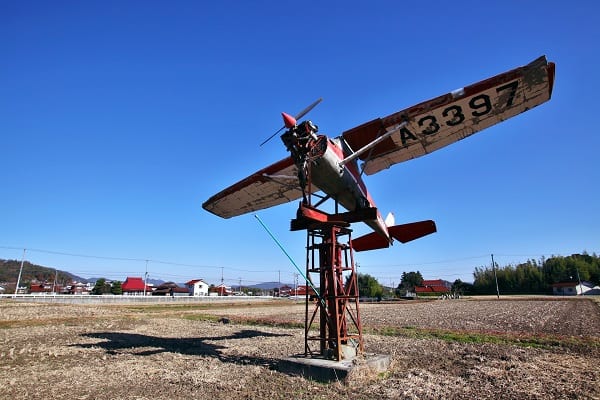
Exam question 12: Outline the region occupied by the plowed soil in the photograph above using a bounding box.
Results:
[1,297,599,400]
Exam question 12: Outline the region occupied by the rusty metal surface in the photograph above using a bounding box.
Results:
[202,157,318,218]
[342,56,555,175]
[304,224,363,361]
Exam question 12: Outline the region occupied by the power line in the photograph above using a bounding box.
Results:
[0,245,145,262]
[2,245,595,286]
[361,254,490,268]
[0,245,276,273]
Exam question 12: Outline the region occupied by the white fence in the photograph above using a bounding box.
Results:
[0,294,277,304]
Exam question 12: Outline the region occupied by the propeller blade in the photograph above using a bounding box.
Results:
[294,97,322,121]
[259,126,285,147]
[259,98,322,147]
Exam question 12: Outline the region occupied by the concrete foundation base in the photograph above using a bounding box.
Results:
[278,353,391,382]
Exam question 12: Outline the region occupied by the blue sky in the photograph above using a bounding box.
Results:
[2,1,598,287]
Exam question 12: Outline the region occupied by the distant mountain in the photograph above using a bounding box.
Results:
[147,278,167,286]
[0,258,291,292]
[0,259,87,285]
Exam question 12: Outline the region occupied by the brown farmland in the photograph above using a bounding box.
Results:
[1,297,599,399]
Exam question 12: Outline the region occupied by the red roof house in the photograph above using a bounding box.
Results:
[293,285,317,297]
[121,277,152,296]
[209,283,232,296]
[277,285,293,297]
[415,279,451,295]
[29,282,53,294]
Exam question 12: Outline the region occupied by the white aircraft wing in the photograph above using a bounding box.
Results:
[342,55,555,175]
[203,157,313,219]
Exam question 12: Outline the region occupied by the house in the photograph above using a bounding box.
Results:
[291,285,317,299]
[69,282,90,295]
[186,279,209,296]
[276,285,293,297]
[28,281,66,294]
[152,282,189,296]
[209,283,232,296]
[121,277,152,296]
[294,285,317,297]
[29,282,54,294]
[551,281,600,296]
[415,279,451,296]
[60,281,90,295]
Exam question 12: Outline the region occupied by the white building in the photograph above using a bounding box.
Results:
[186,279,209,296]
[552,281,600,296]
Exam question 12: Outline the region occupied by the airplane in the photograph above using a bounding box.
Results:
[202,55,555,252]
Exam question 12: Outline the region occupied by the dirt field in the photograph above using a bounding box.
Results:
[1,297,599,399]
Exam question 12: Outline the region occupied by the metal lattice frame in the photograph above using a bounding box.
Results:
[303,223,363,361]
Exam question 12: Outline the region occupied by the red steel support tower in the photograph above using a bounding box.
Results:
[292,204,364,361]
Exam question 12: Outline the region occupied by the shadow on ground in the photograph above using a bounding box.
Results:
[75,329,292,368]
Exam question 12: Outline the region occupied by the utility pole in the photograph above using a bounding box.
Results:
[293,272,298,297]
[576,268,583,295]
[15,249,26,295]
[220,266,224,284]
[53,269,58,295]
[144,260,149,296]
[491,254,500,299]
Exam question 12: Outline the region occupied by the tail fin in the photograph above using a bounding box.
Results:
[384,212,395,227]
[351,220,437,252]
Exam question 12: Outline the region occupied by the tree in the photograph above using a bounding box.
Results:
[472,266,496,294]
[91,278,111,295]
[353,273,383,299]
[395,271,423,296]
[451,279,473,296]
[472,253,600,295]
[111,281,122,295]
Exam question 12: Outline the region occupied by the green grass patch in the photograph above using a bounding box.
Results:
[369,325,599,350]
[177,312,598,353]
[121,300,289,314]
[122,303,219,313]
[181,313,305,329]
[182,313,222,323]
[237,317,305,329]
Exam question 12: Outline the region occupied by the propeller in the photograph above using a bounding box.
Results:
[259,98,323,147]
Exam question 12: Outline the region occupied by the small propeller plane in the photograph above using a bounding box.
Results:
[203,56,555,251]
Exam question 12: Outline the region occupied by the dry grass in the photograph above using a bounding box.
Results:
[0,297,598,399]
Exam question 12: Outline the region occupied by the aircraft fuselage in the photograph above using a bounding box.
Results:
[300,134,390,240]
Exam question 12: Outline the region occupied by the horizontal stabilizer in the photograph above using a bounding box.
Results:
[351,220,437,252]
[351,231,390,252]
[389,220,437,243]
